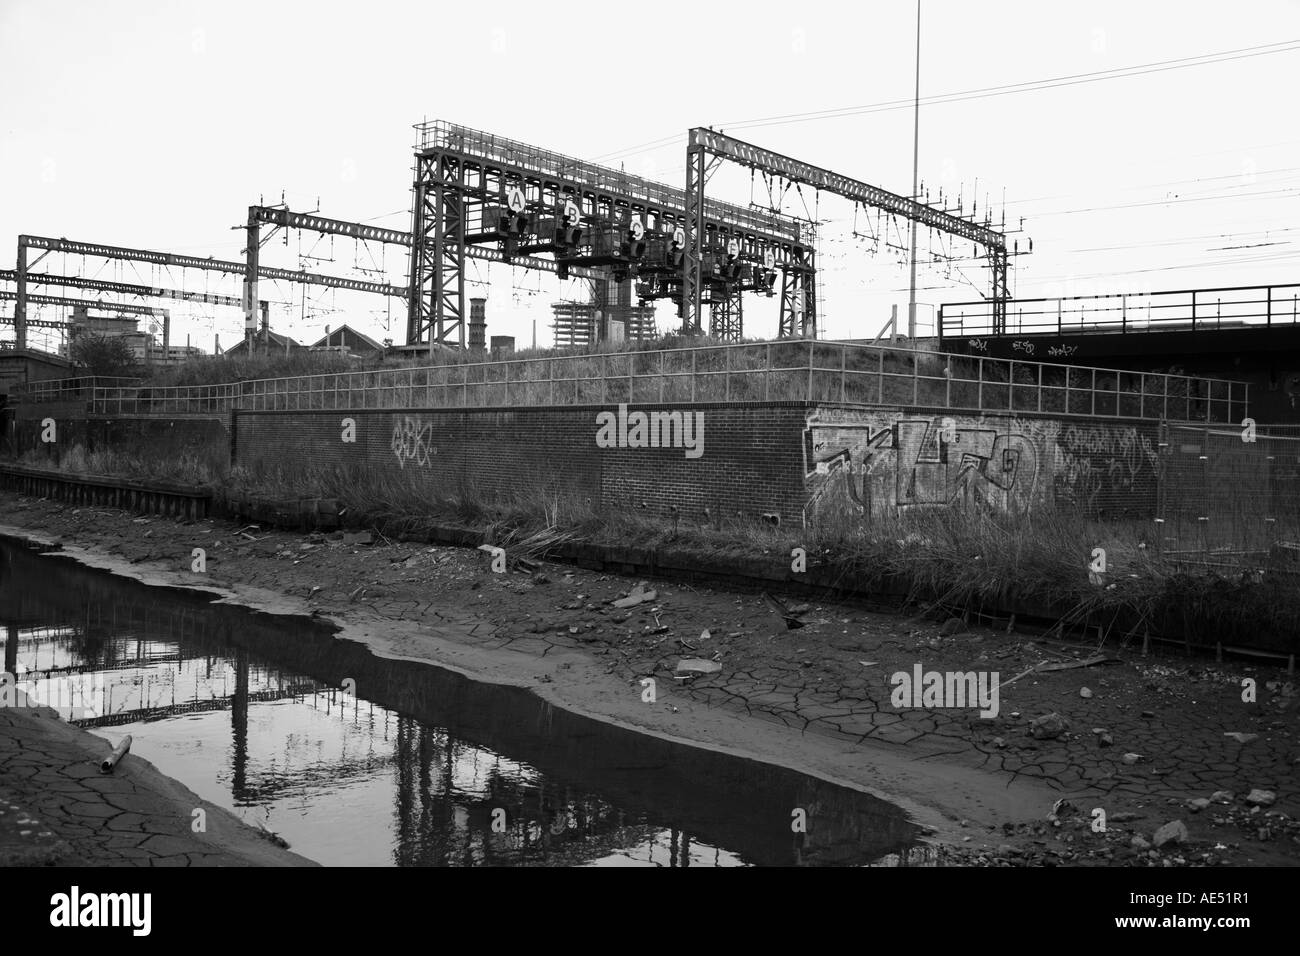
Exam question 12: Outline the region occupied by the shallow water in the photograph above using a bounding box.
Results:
[0,537,927,866]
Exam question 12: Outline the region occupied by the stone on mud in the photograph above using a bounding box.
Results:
[1029,712,1068,740]
[1152,820,1188,848]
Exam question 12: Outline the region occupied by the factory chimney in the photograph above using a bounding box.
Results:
[469,298,487,352]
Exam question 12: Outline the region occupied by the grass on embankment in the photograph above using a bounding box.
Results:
[15,445,215,486]
[218,463,1300,653]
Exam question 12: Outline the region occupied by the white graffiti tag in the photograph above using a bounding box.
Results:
[391,415,436,469]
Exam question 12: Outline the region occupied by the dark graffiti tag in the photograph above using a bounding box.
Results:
[391,415,436,469]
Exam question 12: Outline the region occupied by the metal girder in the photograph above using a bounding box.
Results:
[687,127,1007,338]
[778,268,815,339]
[18,236,407,297]
[409,123,811,348]
[710,287,744,341]
[1,270,244,308]
[407,152,467,349]
[255,204,599,281]
[463,242,598,278]
[989,246,1009,335]
[689,128,1006,251]
[252,207,411,246]
[682,146,706,335]
[418,121,801,241]
[0,290,167,325]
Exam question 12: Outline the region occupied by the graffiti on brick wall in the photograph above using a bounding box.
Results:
[804,410,1164,522]
[391,415,436,469]
[804,412,1042,518]
[1054,422,1160,510]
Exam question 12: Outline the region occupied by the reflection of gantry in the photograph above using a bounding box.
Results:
[407,122,811,349]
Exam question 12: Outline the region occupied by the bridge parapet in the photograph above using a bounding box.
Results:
[941,282,1300,339]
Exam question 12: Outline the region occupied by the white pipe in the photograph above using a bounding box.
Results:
[100,735,132,774]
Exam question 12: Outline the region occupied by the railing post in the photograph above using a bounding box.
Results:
[765,343,771,402]
[808,340,815,403]
[601,353,606,405]
[1191,290,1197,329]
[912,350,919,406]
[659,351,665,404]
[692,348,697,404]
[840,344,846,403]
[725,346,731,402]
[1266,285,1272,327]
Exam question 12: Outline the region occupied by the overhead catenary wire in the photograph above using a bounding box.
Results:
[594,39,1300,165]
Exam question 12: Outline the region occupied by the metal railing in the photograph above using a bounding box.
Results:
[940,282,1300,338]
[10,376,140,403]
[88,382,241,415]
[56,340,1250,425]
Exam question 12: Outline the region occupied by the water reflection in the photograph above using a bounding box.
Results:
[0,538,922,866]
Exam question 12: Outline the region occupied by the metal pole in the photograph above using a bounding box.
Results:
[244,208,259,354]
[14,237,27,351]
[907,0,922,340]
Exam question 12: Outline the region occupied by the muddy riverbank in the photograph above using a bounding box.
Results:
[3,490,1298,865]
[0,700,314,867]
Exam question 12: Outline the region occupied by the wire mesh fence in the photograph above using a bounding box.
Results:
[1156,423,1300,572]
[10,340,1248,425]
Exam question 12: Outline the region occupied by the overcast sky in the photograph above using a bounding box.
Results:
[3,0,1299,353]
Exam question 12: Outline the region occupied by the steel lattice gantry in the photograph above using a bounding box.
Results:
[0,290,169,330]
[0,269,269,350]
[8,234,408,352]
[248,203,604,355]
[407,122,811,348]
[682,128,1012,339]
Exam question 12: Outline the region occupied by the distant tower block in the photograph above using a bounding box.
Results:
[489,335,515,358]
[469,298,487,352]
[553,281,656,349]
[551,301,596,348]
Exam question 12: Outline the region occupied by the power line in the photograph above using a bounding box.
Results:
[594,39,1300,164]
[721,40,1300,135]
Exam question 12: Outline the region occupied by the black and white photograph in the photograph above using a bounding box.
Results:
[0,0,1293,935]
